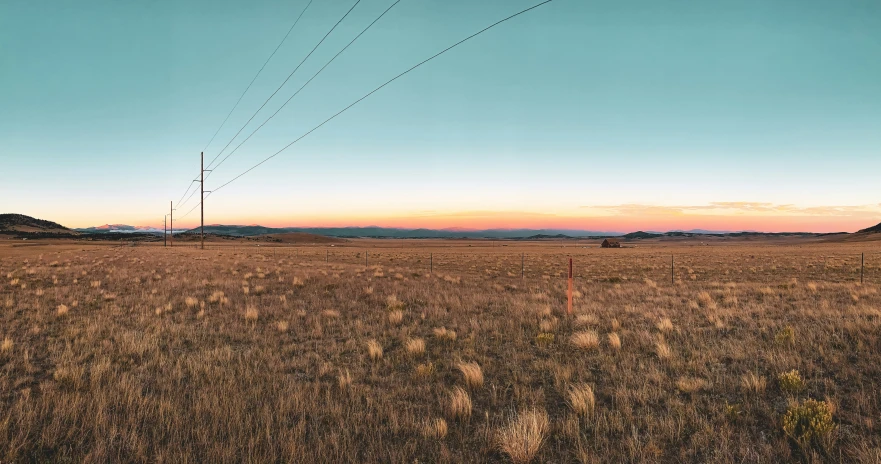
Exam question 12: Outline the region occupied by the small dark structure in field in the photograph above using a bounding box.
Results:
[601,238,621,248]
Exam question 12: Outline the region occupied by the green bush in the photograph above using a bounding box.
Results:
[782,399,834,445]
[778,370,805,394]
[775,326,795,346]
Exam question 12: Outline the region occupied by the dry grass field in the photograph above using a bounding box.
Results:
[1,239,880,463]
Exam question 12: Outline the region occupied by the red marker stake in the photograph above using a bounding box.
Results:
[567,257,573,316]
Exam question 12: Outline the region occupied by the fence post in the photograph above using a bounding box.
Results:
[671,254,674,285]
[567,257,573,316]
[861,252,864,284]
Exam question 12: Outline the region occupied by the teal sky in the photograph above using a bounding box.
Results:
[2,0,880,231]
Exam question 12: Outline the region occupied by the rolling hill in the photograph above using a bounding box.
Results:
[858,222,881,234]
[0,214,70,233]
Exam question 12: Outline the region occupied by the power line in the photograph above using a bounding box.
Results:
[179,193,209,220]
[205,0,363,175]
[175,0,314,207]
[178,181,200,210]
[204,0,315,162]
[176,180,198,207]
[206,0,402,180]
[209,0,555,196]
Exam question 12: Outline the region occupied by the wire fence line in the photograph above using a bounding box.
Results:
[155,243,881,285]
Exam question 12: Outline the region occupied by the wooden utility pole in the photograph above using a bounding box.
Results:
[170,201,174,248]
[199,151,213,250]
[861,252,864,284]
[201,152,204,250]
[671,254,674,285]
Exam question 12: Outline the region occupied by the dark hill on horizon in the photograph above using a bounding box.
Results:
[173,231,346,244]
[858,222,881,234]
[0,214,70,233]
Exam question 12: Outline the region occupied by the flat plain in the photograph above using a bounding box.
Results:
[1,238,880,462]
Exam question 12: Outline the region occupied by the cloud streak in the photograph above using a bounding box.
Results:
[581,202,881,218]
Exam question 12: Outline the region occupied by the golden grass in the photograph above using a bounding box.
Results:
[56,304,69,316]
[741,372,767,395]
[388,309,404,325]
[337,369,353,390]
[656,317,674,333]
[366,339,383,361]
[655,341,674,360]
[607,332,621,350]
[421,418,448,439]
[405,337,426,356]
[675,376,709,393]
[448,386,472,420]
[432,326,456,341]
[567,384,595,417]
[456,361,484,389]
[0,241,879,462]
[496,408,549,464]
[413,362,434,380]
[570,330,599,350]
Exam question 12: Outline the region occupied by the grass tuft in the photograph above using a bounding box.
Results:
[496,408,549,464]
[448,386,472,420]
[367,339,383,361]
[456,361,484,389]
[567,384,595,417]
[405,338,426,356]
[570,330,599,350]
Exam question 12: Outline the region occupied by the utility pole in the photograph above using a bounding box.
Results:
[201,152,204,250]
[170,201,174,248]
[199,152,212,251]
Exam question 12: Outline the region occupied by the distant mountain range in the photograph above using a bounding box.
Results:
[181,225,624,239]
[8,213,880,240]
[74,224,179,234]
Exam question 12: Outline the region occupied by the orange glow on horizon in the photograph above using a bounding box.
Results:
[166,211,878,234]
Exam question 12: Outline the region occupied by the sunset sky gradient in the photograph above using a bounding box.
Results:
[2,0,879,232]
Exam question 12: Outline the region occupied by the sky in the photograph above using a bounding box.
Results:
[1,0,880,232]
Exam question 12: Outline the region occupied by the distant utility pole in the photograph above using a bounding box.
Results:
[200,151,212,251]
[170,201,174,248]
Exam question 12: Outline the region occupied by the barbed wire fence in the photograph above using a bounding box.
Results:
[158,242,880,285]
